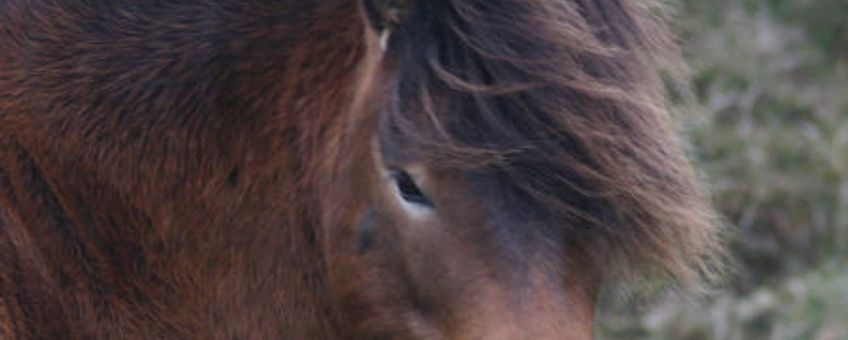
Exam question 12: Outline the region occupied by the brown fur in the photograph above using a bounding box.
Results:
[0,0,722,338]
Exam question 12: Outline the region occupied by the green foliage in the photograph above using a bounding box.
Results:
[601,265,848,340]
[599,0,848,338]
[765,0,848,61]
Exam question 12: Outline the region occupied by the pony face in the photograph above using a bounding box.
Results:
[324,108,598,339]
[319,0,721,338]
[351,142,599,338]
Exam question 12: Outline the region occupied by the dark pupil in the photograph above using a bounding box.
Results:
[394,172,433,207]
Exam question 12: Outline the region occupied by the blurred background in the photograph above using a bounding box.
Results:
[598,0,848,339]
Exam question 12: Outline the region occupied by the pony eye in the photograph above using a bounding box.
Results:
[392,171,433,207]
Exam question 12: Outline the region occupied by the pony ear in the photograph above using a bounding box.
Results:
[361,0,413,50]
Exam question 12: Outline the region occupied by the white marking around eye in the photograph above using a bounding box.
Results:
[392,182,434,218]
[379,28,392,51]
[379,167,434,219]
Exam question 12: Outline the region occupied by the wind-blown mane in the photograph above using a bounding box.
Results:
[380,0,721,284]
[0,0,722,338]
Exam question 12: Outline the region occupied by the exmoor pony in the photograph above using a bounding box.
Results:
[0,0,721,338]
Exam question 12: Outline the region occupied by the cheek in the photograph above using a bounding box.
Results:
[348,188,600,338]
[356,210,376,254]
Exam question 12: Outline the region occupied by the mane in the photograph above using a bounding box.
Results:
[381,0,723,286]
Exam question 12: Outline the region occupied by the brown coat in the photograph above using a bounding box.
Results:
[0,0,722,338]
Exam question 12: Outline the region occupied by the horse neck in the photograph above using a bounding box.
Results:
[0,1,365,337]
